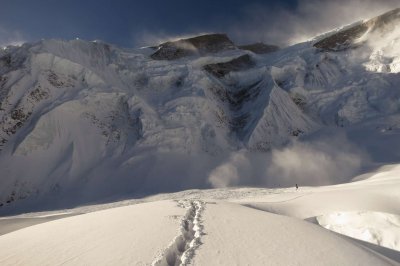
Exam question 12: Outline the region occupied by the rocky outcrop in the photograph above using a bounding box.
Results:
[314,23,369,51]
[203,54,255,78]
[314,8,400,51]
[239,43,279,54]
[151,34,236,60]
[209,78,264,140]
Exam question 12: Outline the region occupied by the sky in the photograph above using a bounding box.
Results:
[0,0,398,48]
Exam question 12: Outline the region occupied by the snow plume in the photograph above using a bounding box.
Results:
[229,0,399,47]
[368,28,400,57]
[0,27,26,47]
[133,31,177,47]
[362,13,400,73]
[208,132,369,188]
[132,30,212,47]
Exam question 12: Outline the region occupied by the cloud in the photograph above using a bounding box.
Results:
[0,26,26,47]
[266,133,369,186]
[208,151,252,188]
[228,0,399,46]
[208,131,370,188]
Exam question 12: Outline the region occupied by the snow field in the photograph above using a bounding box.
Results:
[0,201,185,266]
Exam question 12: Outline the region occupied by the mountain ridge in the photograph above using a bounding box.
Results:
[0,8,400,212]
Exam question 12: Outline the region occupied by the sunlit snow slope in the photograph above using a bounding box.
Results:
[0,163,400,265]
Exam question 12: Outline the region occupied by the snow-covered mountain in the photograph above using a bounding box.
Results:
[1,8,400,212]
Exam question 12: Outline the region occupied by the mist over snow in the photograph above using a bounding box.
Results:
[266,132,369,186]
[208,151,252,188]
[208,131,370,188]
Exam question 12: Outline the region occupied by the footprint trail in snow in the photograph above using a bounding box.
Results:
[153,200,204,266]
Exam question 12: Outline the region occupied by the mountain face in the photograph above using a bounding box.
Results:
[238,43,279,54]
[150,34,236,60]
[1,9,400,212]
[314,8,400,51]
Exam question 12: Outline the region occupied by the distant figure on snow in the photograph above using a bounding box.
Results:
[296,184,298,190]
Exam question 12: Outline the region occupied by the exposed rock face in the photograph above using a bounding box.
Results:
[209,79,264,139]
[203,54,255,78]
[151,34,236,60]
[314,24,369,51]
[239,43,279,54]
[314,8,400,51]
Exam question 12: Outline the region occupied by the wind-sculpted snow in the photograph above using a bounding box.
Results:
[317,211,400,252]
[1,8,400,211]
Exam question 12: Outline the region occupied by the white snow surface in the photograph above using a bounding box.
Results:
[0,201,186,266]
[0,164,400,265]
[317,211,400,252]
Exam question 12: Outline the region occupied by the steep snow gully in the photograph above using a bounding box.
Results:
[153,200,205,266]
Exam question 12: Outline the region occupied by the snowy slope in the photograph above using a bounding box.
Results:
[0,8,400,211]
[0,164,400,265]
[0,201,186,265]
[193,202,395,266]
